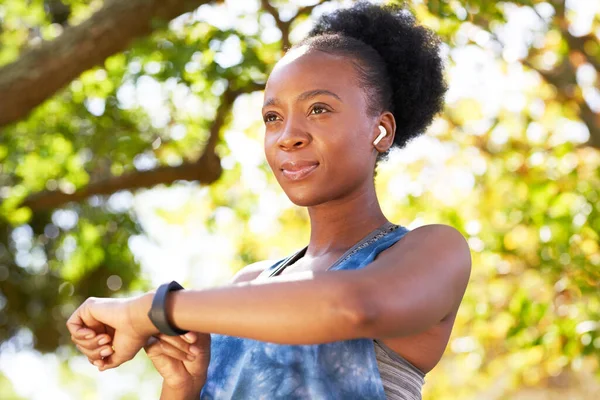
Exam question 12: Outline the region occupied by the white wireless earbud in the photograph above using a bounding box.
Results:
[373,125,387,146]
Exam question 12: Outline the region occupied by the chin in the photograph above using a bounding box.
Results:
[288,196,321,207]
[274,171,349,207]
[282,187,334,207]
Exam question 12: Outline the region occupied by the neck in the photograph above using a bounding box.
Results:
[305,185,388,258]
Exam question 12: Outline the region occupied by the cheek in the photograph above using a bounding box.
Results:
[327,129,372,168]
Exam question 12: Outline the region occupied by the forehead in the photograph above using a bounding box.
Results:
[264,47,362,102]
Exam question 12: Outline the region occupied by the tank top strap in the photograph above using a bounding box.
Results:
[259,221,406,279]
[329,223,409,273]
[255,247,306,280]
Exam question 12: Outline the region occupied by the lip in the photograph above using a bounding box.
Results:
[280,160,319,181]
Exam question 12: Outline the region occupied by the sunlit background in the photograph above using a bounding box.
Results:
[0,0,599,398]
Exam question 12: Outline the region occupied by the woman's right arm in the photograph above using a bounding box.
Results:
[70,259,274,399]
[155,260,273,398]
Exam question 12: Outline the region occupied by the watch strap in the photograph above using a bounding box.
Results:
[147,281,189,336]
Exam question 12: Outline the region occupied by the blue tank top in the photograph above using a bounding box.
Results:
[201,223,409,399]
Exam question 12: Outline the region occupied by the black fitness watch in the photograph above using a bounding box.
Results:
[147,280,190,336]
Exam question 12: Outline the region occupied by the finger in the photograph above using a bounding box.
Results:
[156,334,200,356]
[72,334,112,351]
[183,332,197,343]
[88,357,105,369]
[76,343,114,361]
[159,341,195,362]
[76,344,114,361]
[143,337,193,362]
[72,328,97,340]
[191,332,211,355]
[144,338,164,359]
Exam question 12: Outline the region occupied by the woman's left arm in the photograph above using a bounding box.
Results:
[68,224,470,367]
[154,224,471,341]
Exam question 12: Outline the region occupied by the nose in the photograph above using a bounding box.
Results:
[277,122,311,151]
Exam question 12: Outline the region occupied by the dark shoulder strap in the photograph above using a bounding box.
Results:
[268,246,308,277]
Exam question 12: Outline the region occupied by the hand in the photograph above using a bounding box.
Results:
[70,326,115,369]
[145,332,211,393]
[67,295,155,370]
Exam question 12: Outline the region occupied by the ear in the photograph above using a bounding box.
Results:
[373,111,396,152]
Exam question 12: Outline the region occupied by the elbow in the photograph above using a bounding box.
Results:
[338,278,380,337]
[349,303,379,337]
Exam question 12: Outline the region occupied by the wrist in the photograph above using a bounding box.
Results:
[129,292,159,338]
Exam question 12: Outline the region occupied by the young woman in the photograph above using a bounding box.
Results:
[68,3,471,399]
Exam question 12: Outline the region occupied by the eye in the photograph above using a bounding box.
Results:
[263,113,280,123]
[310,104,330,115]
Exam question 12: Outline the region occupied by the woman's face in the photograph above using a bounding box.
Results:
[262,47,380,207]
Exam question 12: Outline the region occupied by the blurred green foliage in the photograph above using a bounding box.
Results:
[0,0,599,398]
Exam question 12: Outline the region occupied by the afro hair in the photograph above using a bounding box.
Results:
[296,2,447,150]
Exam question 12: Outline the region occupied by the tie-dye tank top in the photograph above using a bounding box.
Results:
[200,222,424,399]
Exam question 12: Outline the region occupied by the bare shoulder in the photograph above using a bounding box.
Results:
[229,259,276,284]
[404,224,469,249]
[386,223,472,284]
[400,223,472,284]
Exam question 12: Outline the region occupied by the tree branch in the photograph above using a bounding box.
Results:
[20,83,263,212]
[0,0,211,129]
[535,0,600,147]
[260,0,325,52]
[295,2,324,21]
[261,0,291,51]
[531,61,600,148]
[22,157,218,212]
[474,1,599,148]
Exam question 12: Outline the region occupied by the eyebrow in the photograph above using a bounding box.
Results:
[263,89,342,108]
